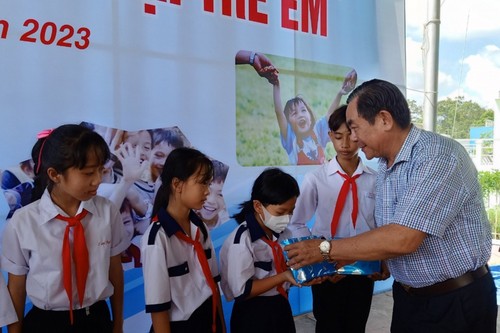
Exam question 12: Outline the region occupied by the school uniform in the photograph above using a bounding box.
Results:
[220,213,295,333]
[1,189,130,332]
[0,269,17,328]
[141,209,222,333]
[281,157,377,333]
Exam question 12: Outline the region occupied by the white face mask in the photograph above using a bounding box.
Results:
[260,206,290,234]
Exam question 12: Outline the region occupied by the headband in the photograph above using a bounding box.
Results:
[36,129,54,174]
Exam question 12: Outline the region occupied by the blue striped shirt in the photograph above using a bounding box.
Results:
[375,125,491,287]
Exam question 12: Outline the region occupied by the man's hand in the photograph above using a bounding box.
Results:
[284,238,324,269]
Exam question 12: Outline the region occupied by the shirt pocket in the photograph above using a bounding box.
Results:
[359,191,376,229]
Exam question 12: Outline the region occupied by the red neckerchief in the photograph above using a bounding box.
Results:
[330,172,361,236]
[260,236,288,299]
[55,210,89,325]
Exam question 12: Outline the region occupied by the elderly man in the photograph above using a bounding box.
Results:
[285,79,497,332]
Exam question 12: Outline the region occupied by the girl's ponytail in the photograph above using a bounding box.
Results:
[30,135,50,203]
[151,182,169,218]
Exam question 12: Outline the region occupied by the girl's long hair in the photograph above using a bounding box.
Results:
[152,147,213,217]
[232,168,299,223]
[30,124,110,202]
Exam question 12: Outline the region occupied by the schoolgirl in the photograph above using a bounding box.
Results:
[219,168,300,333]
[1,124,129,333]
[141,147,225,333]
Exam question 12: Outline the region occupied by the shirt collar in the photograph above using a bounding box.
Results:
[386,125,421,169]
[327,156,375,177]
[156,208,208,240]
[39,189,98,225]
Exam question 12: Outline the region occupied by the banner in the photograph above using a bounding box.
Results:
[0,0,405,331]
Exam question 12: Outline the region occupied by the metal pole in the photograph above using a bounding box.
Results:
[422,0,440,132]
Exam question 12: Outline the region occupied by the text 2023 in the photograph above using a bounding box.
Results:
[20,18,90,50]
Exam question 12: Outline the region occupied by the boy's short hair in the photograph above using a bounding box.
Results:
[328,105,348,132]
[212,159,229,183]
[152,127,185,148]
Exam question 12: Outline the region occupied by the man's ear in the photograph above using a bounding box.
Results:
[46,167,60,183]
[378,110,394,129]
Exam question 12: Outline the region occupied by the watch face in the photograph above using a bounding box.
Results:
[320,241,330,253]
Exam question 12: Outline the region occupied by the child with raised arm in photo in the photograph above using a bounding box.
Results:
[141,147,225,333]
[281,105,390,333]
[272,69,357,165]
[1,124,129,333]
[219,168,300,333]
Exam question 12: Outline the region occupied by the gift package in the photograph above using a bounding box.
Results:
[280,236,381,284]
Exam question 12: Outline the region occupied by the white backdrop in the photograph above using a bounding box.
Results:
[0,0,405,330]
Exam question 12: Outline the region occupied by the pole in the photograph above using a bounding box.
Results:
[422,0,440,132]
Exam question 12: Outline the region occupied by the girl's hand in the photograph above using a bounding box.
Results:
[283,269,299,286]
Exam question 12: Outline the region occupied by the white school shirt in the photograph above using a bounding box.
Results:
[0,269,17,327]
[1,189,130,310]
[219,213,289,302]
[281,157,376,240]
[141,209,220,321]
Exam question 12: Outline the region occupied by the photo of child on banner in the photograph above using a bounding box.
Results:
[236,51,357,166]
[0,123,230,271]
[1,159,35,219]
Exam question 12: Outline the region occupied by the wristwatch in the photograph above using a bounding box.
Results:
[319,240,332,262]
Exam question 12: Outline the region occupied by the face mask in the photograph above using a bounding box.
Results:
[260,206,290,234]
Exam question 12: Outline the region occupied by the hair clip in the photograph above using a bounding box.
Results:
[37,129,54,139]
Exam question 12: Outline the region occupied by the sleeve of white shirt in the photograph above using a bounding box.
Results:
[109,202,131,256]
[281,173,317,240]
[141,225,171,309]
[1,217,29,276]
[0,269,18,327]
[219,231,255,301]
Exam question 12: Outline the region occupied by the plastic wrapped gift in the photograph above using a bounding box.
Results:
[280,236,336,284]
[337,260,381,275]
[280,236,381,283]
